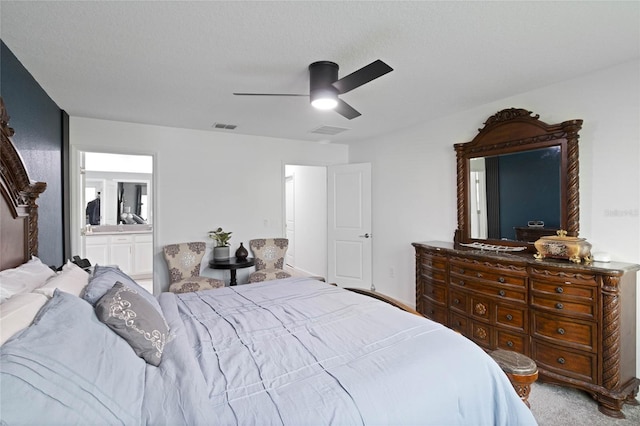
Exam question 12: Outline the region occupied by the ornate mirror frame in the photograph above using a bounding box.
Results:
[453,108,582,247]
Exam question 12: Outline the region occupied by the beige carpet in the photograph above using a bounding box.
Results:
[529,382,639,425]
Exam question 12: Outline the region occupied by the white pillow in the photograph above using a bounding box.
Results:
[0,292,49,345]
[33,261,89,298]
[0,257,56,303]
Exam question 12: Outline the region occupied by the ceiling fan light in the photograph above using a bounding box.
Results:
[311,97,338,110]
[310,88,338,110]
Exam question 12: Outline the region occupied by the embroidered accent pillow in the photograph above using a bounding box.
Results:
[95,282,170,366]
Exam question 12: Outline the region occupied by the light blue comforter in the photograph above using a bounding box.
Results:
[0,278,536,425]
[145,278,536,425]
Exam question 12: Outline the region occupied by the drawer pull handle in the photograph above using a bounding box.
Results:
[498,290,506,297]
[430,310,435,315]
[476,272,482,278]
[555,303,564,310]
[459,280,465,286]
[459,269,465,274]
[557,328,565,335]
[507,341,514,347]
[557,357,566,365]
[506,314,513,321]
[457,321,462,327]
[556,287,564,293]
[498,277,505,283]
[454,298,460,304]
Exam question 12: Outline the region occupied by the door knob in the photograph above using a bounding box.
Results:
[359,233,371,238]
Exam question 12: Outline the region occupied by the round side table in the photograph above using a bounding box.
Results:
[208,257,255,286]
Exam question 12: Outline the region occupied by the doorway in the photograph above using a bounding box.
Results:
[283,162,372,289]
[72,150,154,292]
[284,165,327,278]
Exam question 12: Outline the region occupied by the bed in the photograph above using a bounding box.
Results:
[0,97,536,425]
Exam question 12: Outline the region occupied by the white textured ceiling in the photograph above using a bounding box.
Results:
[1,1,638,144]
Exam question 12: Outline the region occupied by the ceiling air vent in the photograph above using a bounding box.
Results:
[310,125,349,136]
[212,122,237,130]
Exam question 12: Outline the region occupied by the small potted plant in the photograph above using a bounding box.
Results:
[209,227,232,260]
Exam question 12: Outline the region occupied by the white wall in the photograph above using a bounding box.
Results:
[70,119,348,291]
[350,59,640,374]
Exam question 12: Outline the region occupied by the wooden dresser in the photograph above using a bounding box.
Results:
[413,241,639,418]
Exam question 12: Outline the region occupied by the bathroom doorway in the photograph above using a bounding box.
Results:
[73,151,154,291]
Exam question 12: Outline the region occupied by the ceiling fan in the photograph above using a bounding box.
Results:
[233,59,393,120]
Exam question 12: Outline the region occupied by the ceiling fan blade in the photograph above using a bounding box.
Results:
[332,60,393,94]
[233,93,308,97]
[334,99,361,120]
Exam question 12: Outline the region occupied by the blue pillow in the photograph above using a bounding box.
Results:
[83,265,162,315]
[0,290,145,424]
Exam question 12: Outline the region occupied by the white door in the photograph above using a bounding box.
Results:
[327,163,372,289]
[285,175,295,267]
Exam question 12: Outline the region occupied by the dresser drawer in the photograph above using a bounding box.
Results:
[420,254,447,271]
[421,268,447,285]
[531,311,596,351]
[449,289,468,314]
[450,274,527,302]
[422,281,447,303]
[531,279,596,300]
[496,304,527,332]
[469,294,492,322]
[469,319,493,349]
[450,311,469,335]
[529,267,598,287]
[496,330,528,354]
[450,259,526,287]
[420,297,448,325]
[532,340,596,383]
[530,293,594,319]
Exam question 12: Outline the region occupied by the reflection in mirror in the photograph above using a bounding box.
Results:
[118,182,148,224]
[469,146,561,241]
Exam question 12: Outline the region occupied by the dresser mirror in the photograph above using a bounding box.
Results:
[454,108,582,247]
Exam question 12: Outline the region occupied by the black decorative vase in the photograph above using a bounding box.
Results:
[235,242,248,261]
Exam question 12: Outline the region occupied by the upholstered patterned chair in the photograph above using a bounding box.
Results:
[248,238,292,283]
[163,242,225,293]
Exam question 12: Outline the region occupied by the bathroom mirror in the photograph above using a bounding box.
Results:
[117,181,149,224]
[454,108,582,247]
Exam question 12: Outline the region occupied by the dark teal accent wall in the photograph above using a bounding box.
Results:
[1,40,65,266]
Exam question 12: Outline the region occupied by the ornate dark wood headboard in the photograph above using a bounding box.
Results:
[0,97,47,270]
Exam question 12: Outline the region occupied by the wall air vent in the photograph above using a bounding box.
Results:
[310,125,349,135]
[212,122,237,130]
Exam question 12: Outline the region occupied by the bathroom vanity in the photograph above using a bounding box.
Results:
[84,225,153,279]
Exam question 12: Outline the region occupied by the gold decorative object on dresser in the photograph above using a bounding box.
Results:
[421,107,640,418]
[414,241,639,418]
[534,229,592,264]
